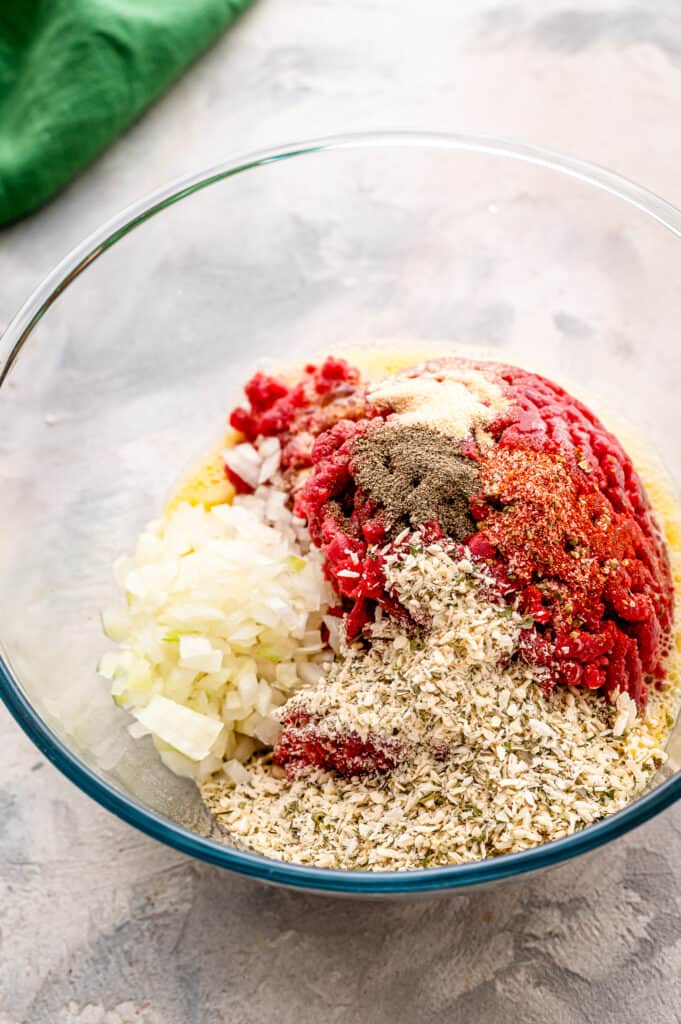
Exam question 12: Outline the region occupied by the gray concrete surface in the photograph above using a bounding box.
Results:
[3,1,681,1021]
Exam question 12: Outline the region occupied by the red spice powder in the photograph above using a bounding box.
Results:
[471,446,670,705]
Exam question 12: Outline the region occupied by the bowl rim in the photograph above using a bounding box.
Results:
[3,129,681,894]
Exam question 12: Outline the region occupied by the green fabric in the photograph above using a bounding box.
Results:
[0,0,253,224]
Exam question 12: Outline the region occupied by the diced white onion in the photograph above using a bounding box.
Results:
[223,759,252,786]
[134,694,224,760]
[100,484,333,779]
[179,635,223,673]
[223,443,262,488]
[253,715,282,746]
[323,615,343,654]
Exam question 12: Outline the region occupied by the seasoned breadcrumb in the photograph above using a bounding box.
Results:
[202,542,678,870]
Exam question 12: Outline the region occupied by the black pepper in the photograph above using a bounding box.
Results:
[351,422,480,540]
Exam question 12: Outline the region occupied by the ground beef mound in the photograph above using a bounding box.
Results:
[230,356,673,714]
[466,360,673,706]
[228,356,366,488]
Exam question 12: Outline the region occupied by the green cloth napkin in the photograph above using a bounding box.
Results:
[0,0,253,224]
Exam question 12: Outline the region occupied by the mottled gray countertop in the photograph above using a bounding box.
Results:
[3,2,681,1021]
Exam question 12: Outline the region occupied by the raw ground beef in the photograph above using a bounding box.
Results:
[469,360,673,705]
[228,357,366,488]
[228,356,673,734]
[273,707,401,778]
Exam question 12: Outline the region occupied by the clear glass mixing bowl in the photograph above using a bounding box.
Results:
[3,132,681,896]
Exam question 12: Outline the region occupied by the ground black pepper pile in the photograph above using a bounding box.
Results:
[351,422,480,539]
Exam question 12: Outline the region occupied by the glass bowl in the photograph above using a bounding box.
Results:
[3,131,681,897]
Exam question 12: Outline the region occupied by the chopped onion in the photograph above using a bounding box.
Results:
[100,486,333,778]
[223,443,262,488]
[233,734,258,763]
[97,651,120,680]
[158,747,197,779]
[323,614,343,653]
[179,635,223,673]
[297,661,324,687]
[134,694,224,760]
[253,715,282,746]
[223,759,252,786]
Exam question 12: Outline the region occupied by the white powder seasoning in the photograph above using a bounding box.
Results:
[201,541,676,871]
[367,363,509,447]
